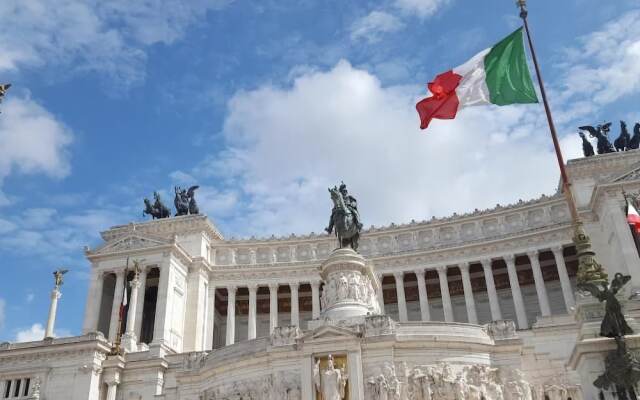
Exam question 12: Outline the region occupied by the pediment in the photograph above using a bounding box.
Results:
[93,233,171,255]
[612,164,640,183]
[303,325,360,342]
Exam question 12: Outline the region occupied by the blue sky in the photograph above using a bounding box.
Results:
[0,0,639,341]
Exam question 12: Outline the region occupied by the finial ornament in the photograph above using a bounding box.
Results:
[516,0,527,18]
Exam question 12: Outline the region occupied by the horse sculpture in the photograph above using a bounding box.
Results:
[327,186,360,251]
[579,123,615,155]
[174,185,200,216]
[579,131,595,157]
[630,123,640,150]
[614,120,631,152]
[143,191,171,219]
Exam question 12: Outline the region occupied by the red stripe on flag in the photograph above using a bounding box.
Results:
[416,70,463,129]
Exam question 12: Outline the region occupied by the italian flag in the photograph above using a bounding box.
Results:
[416,28,538,129]
[628,199,640,235]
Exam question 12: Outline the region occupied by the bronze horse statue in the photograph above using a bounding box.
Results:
[143,192,171,219]
[579,123,615,155]
[326,186,360,251]
[614,121,631,152]
[630,122,640,150]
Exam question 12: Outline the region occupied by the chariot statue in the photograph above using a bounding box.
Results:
[326,182,363,251]
[174,185,200,216]
[143,191,171,219]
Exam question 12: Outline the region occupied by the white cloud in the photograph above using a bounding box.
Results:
[209,60,579,237]
[558,9,640,109]
[394,0,451,18]
[0,0,229,85]
[14,323,71,342]
[0,95,72,205]
[350,11,405,43]
[15,323,44,342]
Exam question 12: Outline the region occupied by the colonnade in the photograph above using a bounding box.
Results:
[388,246,575,329]
[86,246,576,349]
[218,281,321,345]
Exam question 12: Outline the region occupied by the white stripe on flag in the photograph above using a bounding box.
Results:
[453,48,492,109]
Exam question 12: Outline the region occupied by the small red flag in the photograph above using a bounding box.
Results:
[415,70,463,129]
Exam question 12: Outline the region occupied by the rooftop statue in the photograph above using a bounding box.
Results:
[579,131,594,157]
[615,121,631,152]
[0,83,11,112]
[326,182,362,251]
[174,185,199,216]
[143,191,171,219]
[579,122,615,155]
[631,123,640,150]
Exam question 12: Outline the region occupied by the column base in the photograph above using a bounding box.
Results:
[122,333,149,353]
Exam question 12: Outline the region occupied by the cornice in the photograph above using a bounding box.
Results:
[100,214,224,243]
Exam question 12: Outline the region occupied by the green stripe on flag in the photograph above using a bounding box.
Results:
[484,28,538,105]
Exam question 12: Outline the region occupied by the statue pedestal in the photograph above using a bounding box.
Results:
[319,248,381,321]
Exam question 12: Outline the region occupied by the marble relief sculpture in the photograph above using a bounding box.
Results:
[314,355,348,400]
[366,362,582,400]
[203,371,300,400]
[320,271,379,313]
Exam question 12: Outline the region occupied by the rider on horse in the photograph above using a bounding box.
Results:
[326,182,363,233]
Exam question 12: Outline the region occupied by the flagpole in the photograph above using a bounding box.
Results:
[516,0,579,224]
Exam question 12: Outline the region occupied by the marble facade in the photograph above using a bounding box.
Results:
[2,150,640,399]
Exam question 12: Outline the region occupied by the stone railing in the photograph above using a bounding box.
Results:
[211,195,570,266]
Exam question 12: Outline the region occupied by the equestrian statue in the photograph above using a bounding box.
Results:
[325,182,362,251]
[143,191,171,219]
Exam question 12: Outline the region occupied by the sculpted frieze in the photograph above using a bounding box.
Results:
[320,271,380,314]
[203,371,300,400]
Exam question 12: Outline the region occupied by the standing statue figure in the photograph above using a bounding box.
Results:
[580,273,633,338]
[579,123,615,155]
[326,182,362,251]
[174,185,200,216]
[314,355,348,400]
[615,121,631,152]
[53,268,68,288]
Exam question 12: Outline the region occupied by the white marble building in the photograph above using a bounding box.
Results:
[2,150,640,400]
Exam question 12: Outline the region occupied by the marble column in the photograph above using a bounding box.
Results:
[437,266,454,322]
[269,283,279,333]
[459,262,478,324]
[125,277,141,337]
[527,250,551,317]
[551,246,575,312]
[82,272,104,334]
[108,270,125,342]
[504,255,528,329]
[376,273,386,314]
[205,285,216,350]
[248,284,257,340]
[105,383,118,400]
[393,272,408,322]
[133,269,148,338]
[225,285,236,346]
[45,287,62,338]
[290,282,300,327]
[311,281,320,319]
[481,259,502,321]
[414,269,430,321]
